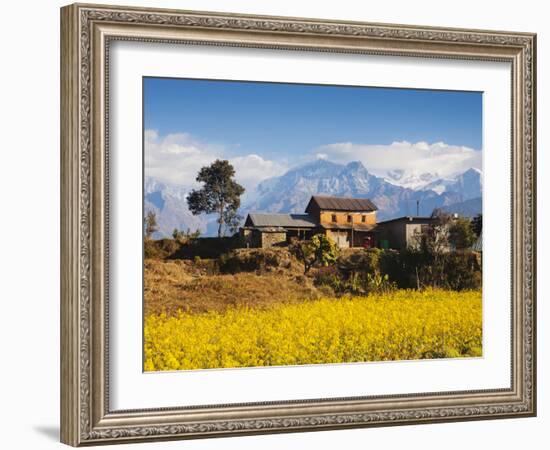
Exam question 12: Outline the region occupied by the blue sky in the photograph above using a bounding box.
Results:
[143,77,482,190]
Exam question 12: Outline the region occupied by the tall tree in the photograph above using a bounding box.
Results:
[418,209,452,256]
[186,160,245,237]
[471,213,482,237]
[449,217,476,250]
[144,210,158,239]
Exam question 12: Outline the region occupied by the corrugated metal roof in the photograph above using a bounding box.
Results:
[245,213,318,228]
[307,195,378,212]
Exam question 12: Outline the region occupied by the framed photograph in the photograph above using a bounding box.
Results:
[60,3,536,446]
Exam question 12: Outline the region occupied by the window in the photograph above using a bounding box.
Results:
[347,215,352,223]
[331,214,337,222]
[361,215,366,223]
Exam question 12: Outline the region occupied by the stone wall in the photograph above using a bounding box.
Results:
[260,231,287,248]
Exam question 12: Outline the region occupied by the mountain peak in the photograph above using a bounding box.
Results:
[302,158,341,169]
[286,158,342,178]
[345,160,367,171]
[461,167,482,177]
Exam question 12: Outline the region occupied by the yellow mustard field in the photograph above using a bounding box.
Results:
[144,289,482,371]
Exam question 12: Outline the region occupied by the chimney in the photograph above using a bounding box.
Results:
[416,200,420,216]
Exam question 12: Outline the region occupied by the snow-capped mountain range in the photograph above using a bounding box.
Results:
[145,160,482,237]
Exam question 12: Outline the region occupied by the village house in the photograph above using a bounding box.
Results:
[240,194,443,250]
[240,195,378,249]
[375,215,438,250]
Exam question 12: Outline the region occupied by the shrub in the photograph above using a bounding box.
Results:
[338,248,381,273]
[313,266,343,293]
[290,234,339,274]
[449,218,476,250]
[382,248,481,291]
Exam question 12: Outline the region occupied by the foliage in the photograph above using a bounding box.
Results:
[315,249,397,295]
[144,210,158,239]
[338,247,381,273]
[415,209,452,255]
[144,289,482,371]
[471,213,483,237]
[313,266,344,292]
[449,217,476,250]
[290,234,339,274]
[401,211,481,289]
[172,227,201,243]
[379,248,481,291]
[186,160,245,237]
[440,251,482,290]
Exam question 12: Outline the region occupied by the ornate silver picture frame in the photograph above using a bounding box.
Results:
[60,3,536,446]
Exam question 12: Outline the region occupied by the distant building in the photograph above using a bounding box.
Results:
[375,216,437,250]
[240,213,317,248]
[240,195,378,249]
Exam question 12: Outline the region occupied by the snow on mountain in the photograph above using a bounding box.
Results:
[384,166,483,198]
[444,168,483,200]
[245,160,468,221]
[144,162,482,237]
[144,177,209,238]
[383,169,442,190]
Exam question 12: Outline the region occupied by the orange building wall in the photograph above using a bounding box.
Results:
[319,211,376,226]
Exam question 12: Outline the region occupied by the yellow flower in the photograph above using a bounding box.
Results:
[144,289,482,371]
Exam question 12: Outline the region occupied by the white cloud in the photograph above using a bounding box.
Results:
[314,140,482,183]
[144,130,287,192]
[230,154,287,189]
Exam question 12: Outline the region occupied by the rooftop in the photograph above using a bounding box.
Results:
[306,195,378,213]
[244,213,318,228]
[376,216,436,225]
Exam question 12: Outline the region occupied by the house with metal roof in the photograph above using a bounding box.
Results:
[240,195,379,249]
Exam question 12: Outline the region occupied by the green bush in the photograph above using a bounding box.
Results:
[338,248,381,274]
[290,234,339,274]
[380,249,481,291]
[331,248,481,292]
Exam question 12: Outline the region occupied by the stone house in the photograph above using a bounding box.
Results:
[240,213,318,248]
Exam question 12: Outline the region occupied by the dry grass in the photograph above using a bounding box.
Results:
[144,259,322,315]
